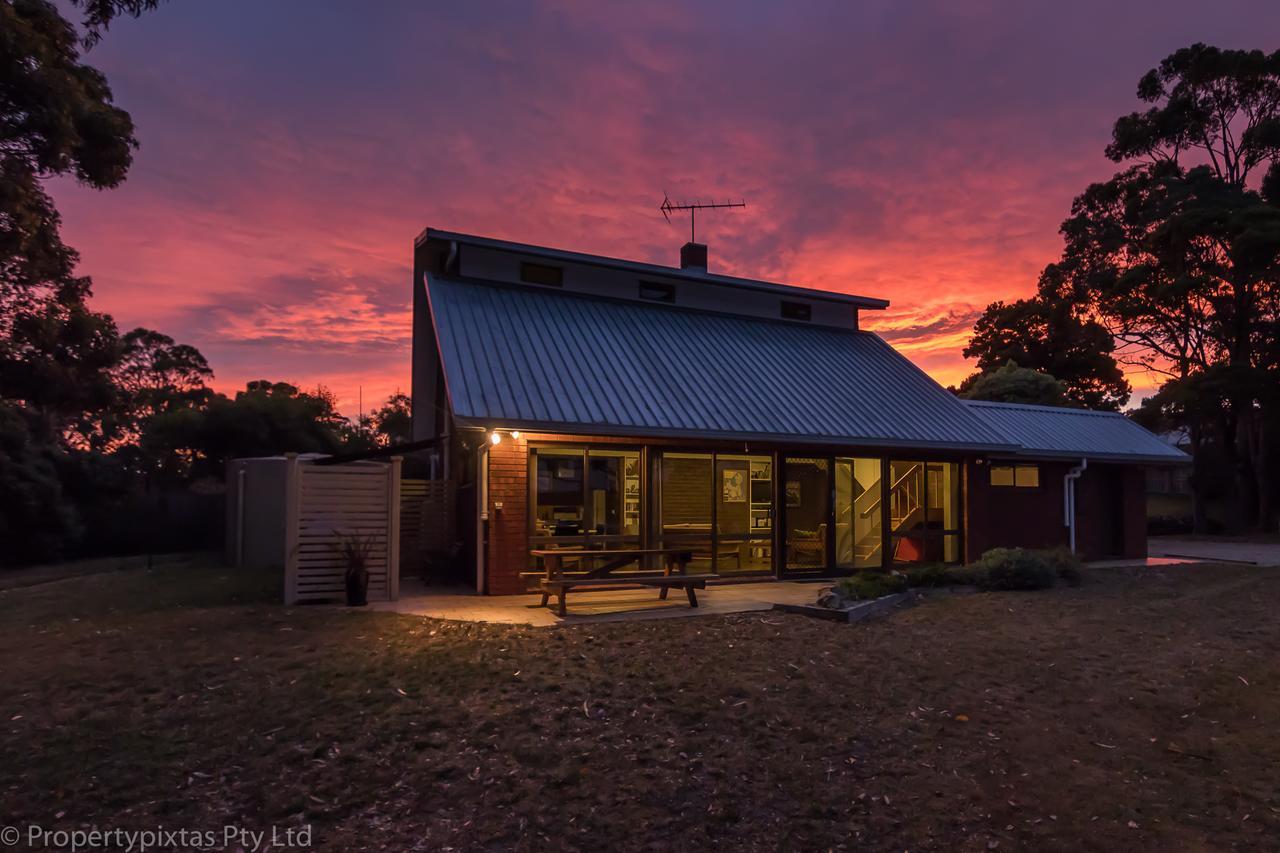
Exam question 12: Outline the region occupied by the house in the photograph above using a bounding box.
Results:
[410,229,1188,594]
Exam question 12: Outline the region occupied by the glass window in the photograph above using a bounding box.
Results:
[659,453,714,572]
[587,449,640,537]
[715,455,773,576]
[926,462,961,531]
[657,452,773,576]
[889,461,926,537]
[890,460,961,565]
[991,464,1038,488]
[534,448,584,539]
[836,457,883,569]
[531,446,640,555]
[784,457,829,571]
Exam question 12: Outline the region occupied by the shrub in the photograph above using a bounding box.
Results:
[1041,547,1084,586]
[970,547,1057,591]
[903,563,954,588]
[834,570,909,601]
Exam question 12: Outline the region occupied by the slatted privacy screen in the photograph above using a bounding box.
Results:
[284,457,402,605]
[399,478,455,572]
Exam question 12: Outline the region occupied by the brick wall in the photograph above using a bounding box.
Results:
[486,434,531,594]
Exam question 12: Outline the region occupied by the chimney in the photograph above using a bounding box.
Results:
[680,242,708,272]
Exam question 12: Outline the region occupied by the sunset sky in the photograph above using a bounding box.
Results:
[51,0,1279,416]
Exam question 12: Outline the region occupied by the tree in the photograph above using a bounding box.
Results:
[0,402,80,565]
[1046,44,1280,530]
[0,285,124,448]
[957,361,1069,407]
[0,0,160,449]
[372,391,412,446]
[961,294,1130,410]
[142,381,353,479]
[113,328,214,420]
[1,0,139,303]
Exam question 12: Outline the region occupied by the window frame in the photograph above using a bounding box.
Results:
[989,463,1041,489]
[527,444,644,552]
[653,449,775,578]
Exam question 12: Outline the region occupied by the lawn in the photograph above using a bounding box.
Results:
[1,558,1277,851]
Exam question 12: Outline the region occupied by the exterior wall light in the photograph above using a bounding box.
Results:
[489,431,502,445]
[511,431,521,439]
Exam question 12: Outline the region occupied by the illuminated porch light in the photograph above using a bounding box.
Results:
[489,430,502,446]
[511,431,521,439]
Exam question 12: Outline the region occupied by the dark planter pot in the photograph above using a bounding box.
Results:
[346,562,369,607]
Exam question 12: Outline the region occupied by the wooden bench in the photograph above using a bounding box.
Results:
[528,548,719,617]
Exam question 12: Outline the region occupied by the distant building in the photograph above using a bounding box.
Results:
[411,229,1188,594]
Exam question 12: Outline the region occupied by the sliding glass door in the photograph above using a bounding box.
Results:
[657,452,773,577]
[783,457,830,574]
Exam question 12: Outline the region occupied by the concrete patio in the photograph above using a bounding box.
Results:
[369,549,1240,627]
[370,578,826,627]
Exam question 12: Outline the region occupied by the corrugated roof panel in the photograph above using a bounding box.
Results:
[962,400,1189,463]
[427,276,1013,451]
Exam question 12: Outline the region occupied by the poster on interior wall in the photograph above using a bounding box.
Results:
[722,469,746,503]
[785,480,802,507]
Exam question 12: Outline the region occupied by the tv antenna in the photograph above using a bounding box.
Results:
[660,193,746,243]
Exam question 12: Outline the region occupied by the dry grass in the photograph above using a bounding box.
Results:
[1,558,1278,851]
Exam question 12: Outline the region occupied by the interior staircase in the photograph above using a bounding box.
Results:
[835,462,924,566]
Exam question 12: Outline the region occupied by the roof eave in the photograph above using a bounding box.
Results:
[987,449,1192,465]
[454,415,1018,454]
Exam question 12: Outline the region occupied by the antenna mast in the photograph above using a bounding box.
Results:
[660,193,746,243]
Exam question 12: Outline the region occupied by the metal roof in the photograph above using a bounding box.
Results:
[961,400,1191,464]
[421,228,890,310]
[426,275,1014,452]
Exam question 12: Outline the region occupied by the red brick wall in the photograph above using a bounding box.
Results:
[485,434,531,594]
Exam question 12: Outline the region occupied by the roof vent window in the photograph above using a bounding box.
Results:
[638,281,676,303]
[781,301,812,321]
[520,262,563,287]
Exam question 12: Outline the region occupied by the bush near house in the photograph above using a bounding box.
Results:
[824,547,1086,607]
[961,547,1085,591]
[833,571,909,601]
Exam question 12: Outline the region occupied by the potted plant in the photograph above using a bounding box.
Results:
[333,531,377,606]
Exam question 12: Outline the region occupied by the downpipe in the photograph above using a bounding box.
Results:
[478,442,489,593]
[1063,458,1088,554]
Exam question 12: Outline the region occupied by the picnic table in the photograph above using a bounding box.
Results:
[527,548,719,617]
